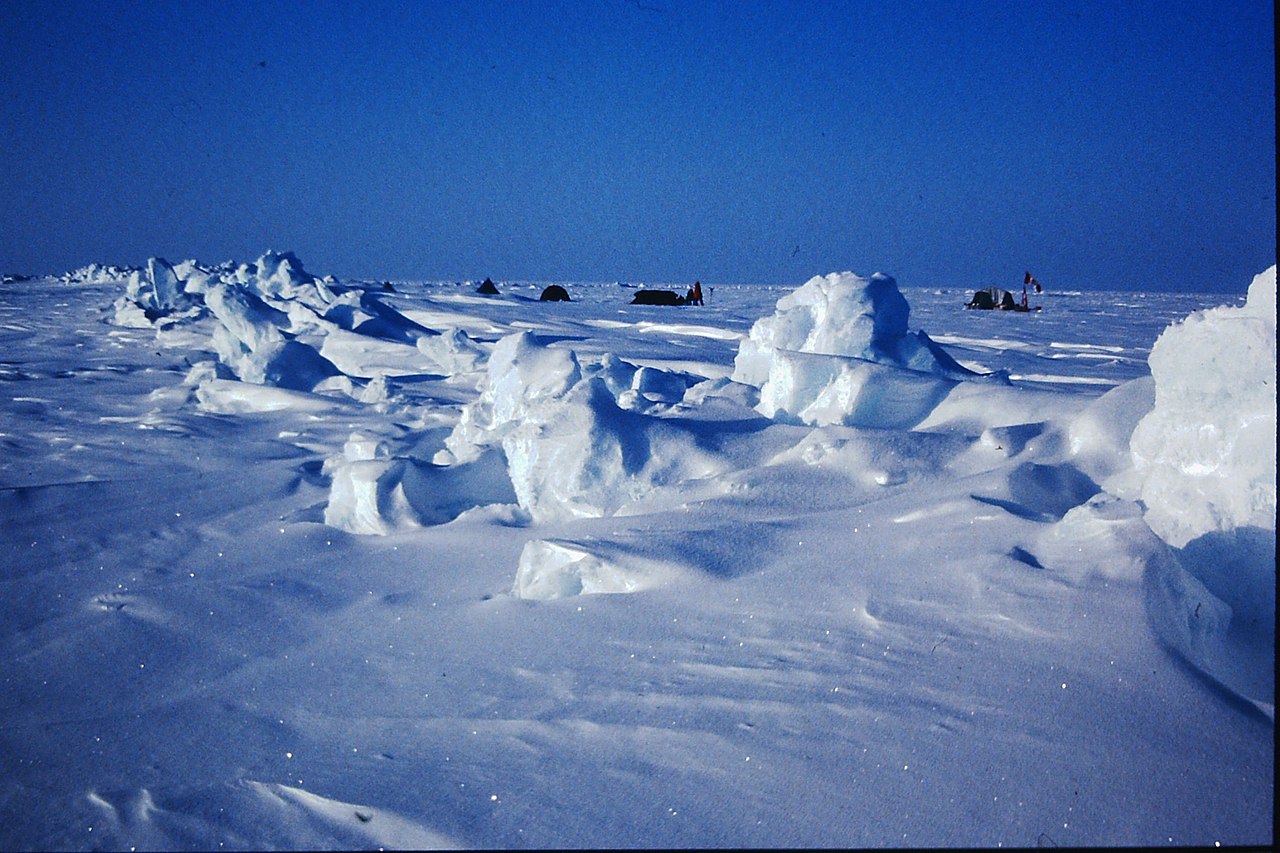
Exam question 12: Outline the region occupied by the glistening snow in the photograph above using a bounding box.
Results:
[0,254,1273,849]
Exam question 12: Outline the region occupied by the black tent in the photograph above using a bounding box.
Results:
[966,287,1015,310]
[476,277,499,295]
[539,285,570,302]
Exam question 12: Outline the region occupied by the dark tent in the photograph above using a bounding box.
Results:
[476,277,499,295]
[539,285,571,302]
[966,287,1015,310]
[630,289,685,306]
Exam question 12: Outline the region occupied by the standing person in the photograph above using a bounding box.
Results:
[691,280,704,306]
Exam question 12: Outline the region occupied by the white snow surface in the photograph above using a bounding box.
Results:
[1128,265,1277,547]
[731,272,1005,430]
[1,258,1274,849]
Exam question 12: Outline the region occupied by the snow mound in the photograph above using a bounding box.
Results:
[438,332,726,523]
[1037,493,1167,585]
[441,332,583,465]
[733,271,981,382]
[230,250,336,307]
[318,328,429,380]
[316,291,482,379]
[415,327,487,375]
[205,283,341,392]
[111,258,204,327]
[80,780,459,851]
[752,348,961,429]
[321,289,433,343]
[1126,265,1277,718]
[513,539,673,599]
[324,435,516,534]
[500,377,719,521]
[108,251,480,400]
[1129,264,1276,548]
[61,262,138,284]
[732,271,997,427]
[1143,525,1274,719]
[587,353,700,413]
[1066,376,1156,487]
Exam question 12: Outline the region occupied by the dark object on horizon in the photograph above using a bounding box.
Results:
[966,286,1039,312]
[380,281,396,292]
[539,284,571,302]
[966,287,1016,310]
[631,289,686,306]
[476,277,499,295]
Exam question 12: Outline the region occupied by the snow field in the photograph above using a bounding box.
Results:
[0,257,1272,848]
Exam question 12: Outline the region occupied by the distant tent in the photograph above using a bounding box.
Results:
[966,287,1015,310]
[630,289,686,306]
[476,277,499,295]
[539,285,570,302]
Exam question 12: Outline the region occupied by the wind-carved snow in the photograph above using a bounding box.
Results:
[512,539,679,599]
[110,250,487,403]
[3,253,1271,849]
[1128,265,1276,548]
[322,325,714,536]
[323,432,517,534]
[1124,265,1277,718]
[436,331,725,527]
[732,271,1004,428]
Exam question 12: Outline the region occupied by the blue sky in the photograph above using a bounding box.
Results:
[2,1,1274,292]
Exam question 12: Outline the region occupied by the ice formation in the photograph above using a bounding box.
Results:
[8,247,1274,848]
[1127,265,1276,718]
[112,258,203,328]
[61,262,137,284]
[102,253,1276,712]
[1128,264,1277,549]
[438,331,723,524]
[442,332,583,464]
[512,539,669,600]
[326,329,711,535]
[109,250,485,398]
[732,271,998,427]
[323,432,518,534]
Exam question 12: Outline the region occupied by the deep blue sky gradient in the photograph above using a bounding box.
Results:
[2,0,1275,292]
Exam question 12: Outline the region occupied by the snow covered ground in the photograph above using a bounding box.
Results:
[1,256,1273,850]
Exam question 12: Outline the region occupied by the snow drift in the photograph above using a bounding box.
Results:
[4,252,1271,850]
[109,250,488,404]
[436,331,723,525]
[1127,264,1277,718]
[732,271,1002,427]
[1128,264,1277,549]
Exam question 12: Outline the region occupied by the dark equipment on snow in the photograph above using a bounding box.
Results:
[965,285,1040,312]
[630,289,686,306]
[476,277,499,295]
[967,287,1016,310]
[539,285,571,302]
